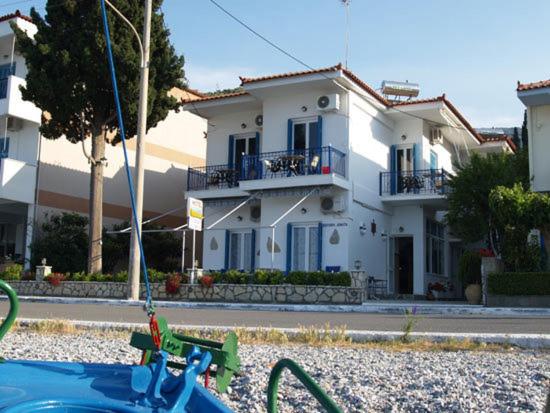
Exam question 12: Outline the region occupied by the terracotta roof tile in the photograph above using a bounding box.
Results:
[479,133,517,152]
[341,68,389,106]
[181,91,249,104]
[239,64,343,85]
[0,10,32,24]
[391,96,445,106]
[517,79,550,91]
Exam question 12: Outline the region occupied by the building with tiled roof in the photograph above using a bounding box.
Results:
[518,79,550,193]
[182,63,509,299]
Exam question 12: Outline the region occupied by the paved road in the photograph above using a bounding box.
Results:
[1,301,549,334]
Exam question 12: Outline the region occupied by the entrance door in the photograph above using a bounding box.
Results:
[394,237,414,295]
[233,134,257,172]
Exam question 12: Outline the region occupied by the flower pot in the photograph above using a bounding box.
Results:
[465,284,481,305]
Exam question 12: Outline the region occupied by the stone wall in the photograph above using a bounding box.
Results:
[7,281,363,305]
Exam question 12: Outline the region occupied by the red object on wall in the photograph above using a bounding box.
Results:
[322,166,331,174]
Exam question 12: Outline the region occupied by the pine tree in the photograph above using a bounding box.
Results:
[521,110,529,150]
[14,1,184,273]
[512,127,521,149]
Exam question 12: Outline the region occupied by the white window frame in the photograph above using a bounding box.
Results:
[229,230,253,271]
[396,145,414,173]
[291,117,318,150]
[291,224,320,272]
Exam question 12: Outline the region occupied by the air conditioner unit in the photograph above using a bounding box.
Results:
[320,196,346,214]
[250,205,261,222]
[254,114,263,127]
[316,94,340,111]
[430,128,443,145]
[7,117,22,132]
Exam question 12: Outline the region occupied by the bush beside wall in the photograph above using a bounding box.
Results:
[488,272,550,296]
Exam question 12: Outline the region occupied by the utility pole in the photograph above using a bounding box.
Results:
[128,0,153,300]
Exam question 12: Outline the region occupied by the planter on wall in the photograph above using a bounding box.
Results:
[465,284,482,305]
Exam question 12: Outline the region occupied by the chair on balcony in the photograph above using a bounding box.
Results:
[309,155,320,175]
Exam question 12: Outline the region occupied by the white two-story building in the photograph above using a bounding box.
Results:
[185,64,512,297]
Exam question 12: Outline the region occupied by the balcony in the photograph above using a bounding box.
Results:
[0,157,37,204]
[0,76,42,124]
[187,146,348,197]
[379,168,450,207]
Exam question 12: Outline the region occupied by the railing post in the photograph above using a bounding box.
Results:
[328,145,332,174]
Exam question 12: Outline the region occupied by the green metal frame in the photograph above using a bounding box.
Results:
[130,316,241,393]
[267,358,343,413]
[0,280,19,357]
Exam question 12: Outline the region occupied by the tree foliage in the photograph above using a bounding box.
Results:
[13,0,185,142]
[521,110,529,150]
[31,213,89,273]
[489,184,550,271]
[446,151,529,246]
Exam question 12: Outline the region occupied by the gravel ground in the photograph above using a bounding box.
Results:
[1,330,549,412]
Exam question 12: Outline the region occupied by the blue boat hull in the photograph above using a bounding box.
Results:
[0,360,233,412]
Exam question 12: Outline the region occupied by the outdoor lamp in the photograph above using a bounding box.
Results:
[371,219,377,235]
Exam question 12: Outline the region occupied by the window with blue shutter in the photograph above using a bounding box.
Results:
[317,222,323,271]
[227,135,235,168]
[287,119,293,151]
[286,223,292,274]
[224,230,230,270]
[250,229,256,271]
[390,145,397,195]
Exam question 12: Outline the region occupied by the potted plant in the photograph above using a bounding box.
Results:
[458,251,482,304]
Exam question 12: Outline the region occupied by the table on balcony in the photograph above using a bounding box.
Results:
[277,154,305,176]
[209,168,238,188]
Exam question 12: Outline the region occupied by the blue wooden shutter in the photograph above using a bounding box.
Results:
[430,150,438,170]
[254,132,261,179]
[255,132,260,155]
[317,222,323,271]
[287,119,293,151]
[286,223,293,273]
[224,230,230,270]
[390,145,397,195]
[316,116,323,149]
[250,229,256,271]
[227,135,235,168]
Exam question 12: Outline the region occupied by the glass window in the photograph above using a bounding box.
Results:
[229,232,241,269]
[233,135,257,168]
[0,137,9,158]
[425,219,445,276]
[293,123,306,151]
[309,121,318,148]
[292,225,320,271]
[243,232,252,272]
[292,227,306,271]
[308,226,319,271]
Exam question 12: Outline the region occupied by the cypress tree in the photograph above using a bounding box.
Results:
[521,110,529,149]
[13,1,184,274]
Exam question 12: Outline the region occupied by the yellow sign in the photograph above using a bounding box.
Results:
[187,197,203,231]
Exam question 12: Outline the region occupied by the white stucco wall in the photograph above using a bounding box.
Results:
[527,105,550,192]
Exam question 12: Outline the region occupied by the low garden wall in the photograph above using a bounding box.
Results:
[487,272,550,308]
[6,281,364,305]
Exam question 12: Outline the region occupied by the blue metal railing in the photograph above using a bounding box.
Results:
[241,146,346,182]
[187,164,240,191]
[379,168,450,196]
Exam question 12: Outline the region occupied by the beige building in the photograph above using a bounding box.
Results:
[0,11,206,268]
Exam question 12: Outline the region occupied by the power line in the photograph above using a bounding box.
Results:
[206,0,483,139]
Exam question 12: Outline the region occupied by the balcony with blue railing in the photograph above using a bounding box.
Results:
[187,164,241,192]
[241,146,346,182]
[187,146,347,194]
[379,168,450,205]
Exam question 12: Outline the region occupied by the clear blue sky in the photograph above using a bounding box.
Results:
[22,0,550,127]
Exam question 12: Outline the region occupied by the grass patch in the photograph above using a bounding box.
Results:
[4,320,531,352]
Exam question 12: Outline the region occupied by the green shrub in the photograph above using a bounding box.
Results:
[458,251,482,285]
[252,269,284,285]
[114,271,128,283]
[330,272,352,287]
[30,213,88,273]
[488,272,550,296]
[224,269,249,284]
[287,271,308,285]
[210,272,223,284]
[146,269,167,283]
[0,263,23,280]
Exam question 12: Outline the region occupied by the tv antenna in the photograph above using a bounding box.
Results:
[340,0,351,68]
